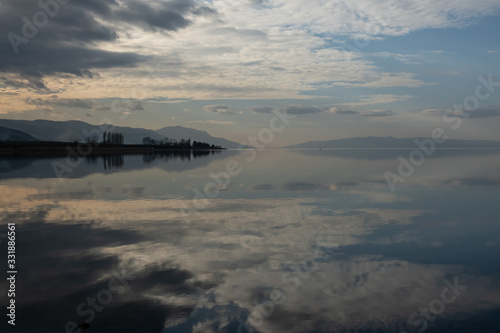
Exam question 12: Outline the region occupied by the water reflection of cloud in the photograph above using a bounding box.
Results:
[280,181,329,191]
[252,184,276,191]
[249,180,408,203]
[2,178,500,332]
[440,178,500,188]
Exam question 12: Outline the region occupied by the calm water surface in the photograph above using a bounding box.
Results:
[1,149,500,333]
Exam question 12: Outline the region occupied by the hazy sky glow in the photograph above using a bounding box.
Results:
[1,0,500,145]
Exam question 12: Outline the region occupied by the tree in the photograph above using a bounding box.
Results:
[142,136,155,145]
[85,134,99,144]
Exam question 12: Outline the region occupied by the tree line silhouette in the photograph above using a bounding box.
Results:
[141,136,222,149]
[82,132,223,150]
[103,131,124,144]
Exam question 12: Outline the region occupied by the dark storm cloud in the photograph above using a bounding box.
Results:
[0,0,214,87]
[115,0,205,32]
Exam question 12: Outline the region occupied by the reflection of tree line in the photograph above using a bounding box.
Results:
[142,149,221,164]
[84,154,124,170]
[103,154,124,170]
[83,150,221,170]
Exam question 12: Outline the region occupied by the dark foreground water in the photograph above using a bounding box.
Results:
[1,149,500,333]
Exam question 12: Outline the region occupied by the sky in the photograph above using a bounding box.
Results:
[1,0,500,146]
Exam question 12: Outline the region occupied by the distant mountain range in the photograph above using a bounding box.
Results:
[0,119,246,148]
[286,136,500,149]
[2,120,500,150]
[0,126,40,142]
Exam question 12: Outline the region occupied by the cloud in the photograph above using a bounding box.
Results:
[2,0,500,108]
[333,109,359,115]
[420,107,500,118]
[251,184,276,191]
[188,120,236,125]
[232,0,500,37]
[372,51,444,65]
[424,70,460,76]
[26,97,95,109]
[0,0,213,85]
[372,52,421,65]
[361,110,395,117]
[114,0,210,32]
[0,76,47,91]
[254,105,360,116]
[25,97,146,112]
[248,0,268,6]
[489,50,498,54]
[116,100,146,111]
[278,105,326,115]
[342,95,413,107]
[420,108,448,116]
[281,181,328,191]
[92,104,112,112]
[441,178,500,187]
[250,106,275,114]
[203,104,235,115]
[468,108,500,118]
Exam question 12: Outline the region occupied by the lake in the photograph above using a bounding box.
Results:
[1,149,500,333]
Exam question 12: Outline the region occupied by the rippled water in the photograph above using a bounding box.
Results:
[1,149,500,333]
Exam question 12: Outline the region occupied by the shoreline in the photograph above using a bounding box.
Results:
[0,142,226,157]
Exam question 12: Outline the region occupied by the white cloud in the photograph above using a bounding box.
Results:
[372,52,422,64]
[332,109,359,115]
[250,106,275,114]
[342,94,412,107]
[188,120,236,125]
[420,107,500,118]
[362,110,395,117]
[8,0,498,107]
[203,104,235,114]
